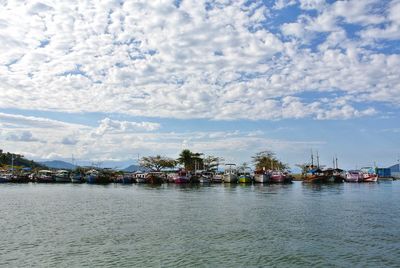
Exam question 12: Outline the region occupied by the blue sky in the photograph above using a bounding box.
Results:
[0,0,399,171]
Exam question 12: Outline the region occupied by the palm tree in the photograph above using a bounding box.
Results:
[177,150,204,171]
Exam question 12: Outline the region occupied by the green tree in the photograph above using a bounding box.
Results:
[177,150,203,171]
[252,150,288,171]
[140,155,176,172]
[203,156,224,171]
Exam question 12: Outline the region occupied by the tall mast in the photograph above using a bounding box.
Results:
[316,151,320,168]
[311,149,314,167]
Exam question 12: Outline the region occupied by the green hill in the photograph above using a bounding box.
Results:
[0,150,45,169]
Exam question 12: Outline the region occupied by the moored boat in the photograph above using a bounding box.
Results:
[54,170,70,182]
[70,172,83,183]
[223,164,238,183]
[322,168,345,183]
[254,170,270,183]
[199,171,213,183]
[0,173,12,183]
[85,169,99,184]
[36,170,55,183]
[212,173,223,183]
[360,167,378,182]
[134,172,147,183]
[302,168,325,183]
[238,168,252,183]
[269,171,286,183]
[145,172,165,184]
[121,173,133,184]
[173,170,190,184]
[345,170,363,182]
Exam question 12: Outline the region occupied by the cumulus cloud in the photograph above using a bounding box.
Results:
[6,131,39,142]
[0,112,323,165]
[0,0,398,122]
[92,117,161,137]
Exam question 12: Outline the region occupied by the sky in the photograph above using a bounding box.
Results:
[0,0,399,171]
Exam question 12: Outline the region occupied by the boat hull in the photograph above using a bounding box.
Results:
[174,176,189,184]
[71,178,83,183]
[223,174,238,183]
[270,175,286,183]
[254,174,269,183]
[36,176,54,183]
[363,175,378,182]
[54,176,70,183]
[238,177,252,183]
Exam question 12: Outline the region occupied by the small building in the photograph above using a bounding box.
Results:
[389,164,400,179]
[376,168,391,178]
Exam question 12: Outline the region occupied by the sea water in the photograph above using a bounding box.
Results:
[0,182,399,267]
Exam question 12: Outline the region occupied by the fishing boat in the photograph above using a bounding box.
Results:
[145,172,165,184]
[254,170,270,183]
[173,170,190,184]
[345,170,363,182]
[302,167,325,183]
[360,167,378,182]
[269,170,287,183]
[238,168,252,183]
[212,173,223,183]
[322,168,345,183]
[121,173,133,184]
[0,173,12,183]
[54,170,70,182]
[134,172,147,183]
[70,172,83,183]
[36,170,55,183]
[223,164,238,183]
[199,171,213,183]
[85,169,99,184]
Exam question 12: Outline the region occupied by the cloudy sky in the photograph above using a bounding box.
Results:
[0,0,399,170]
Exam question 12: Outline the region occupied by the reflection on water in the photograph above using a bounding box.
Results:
[0,181,399,267]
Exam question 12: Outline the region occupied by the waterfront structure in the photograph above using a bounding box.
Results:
[389,164,400,179]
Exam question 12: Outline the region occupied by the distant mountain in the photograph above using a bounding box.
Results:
[40,160,75,170]
[122,164,148,172]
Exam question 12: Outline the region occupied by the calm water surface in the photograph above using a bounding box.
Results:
[0,182,399,267]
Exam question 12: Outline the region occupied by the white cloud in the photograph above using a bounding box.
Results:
[6,131,39,142]
[0,0,398,122]
[0,112,323,165]
[92,117,161,136]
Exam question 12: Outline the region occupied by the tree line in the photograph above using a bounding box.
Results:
[139,149,288,172]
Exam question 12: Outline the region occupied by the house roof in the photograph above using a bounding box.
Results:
[389,164,400,172]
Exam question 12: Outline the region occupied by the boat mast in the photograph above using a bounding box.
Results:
[311,149,314,167]
[316,151,320,168]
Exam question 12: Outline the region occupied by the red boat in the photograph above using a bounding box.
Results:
[173,170,190,184]
[269,171,286,183]
[361,167,378,182]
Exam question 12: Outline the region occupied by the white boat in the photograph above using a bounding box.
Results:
[172,170,190,184]
[360,167,378,182]
[54,170,70,182]
[135,172,147,183]
[212,173,223,183]
[70,172,83,183]
[0,173,12,183]
[223,164,238,183]
[254,170,270,183]
[36,170,54,183]
[345,170,363,182]
[199,171,213,183]
[85,169,99,184]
